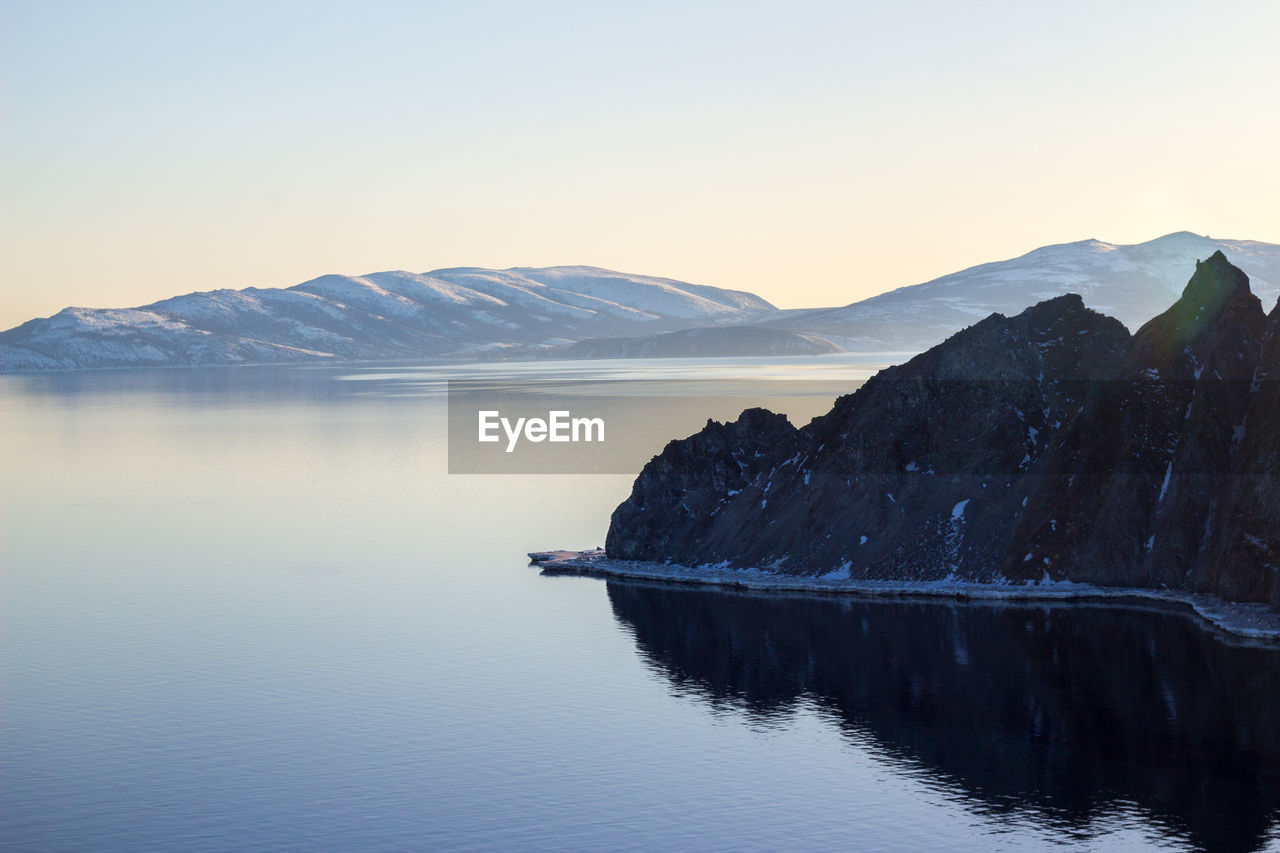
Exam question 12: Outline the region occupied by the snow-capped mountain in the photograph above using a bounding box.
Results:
[774,232,1280,351]
[0,266,777,370]
[4,234,1279,370]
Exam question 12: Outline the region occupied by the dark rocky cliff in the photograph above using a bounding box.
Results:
[606,253,1279,608]
[1209,296,1280,606]
[1006,253,1268,598]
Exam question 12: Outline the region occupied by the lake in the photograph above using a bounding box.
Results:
[2,360,1278,852]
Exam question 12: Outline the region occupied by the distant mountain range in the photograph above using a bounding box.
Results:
[767,231,1280,352]
[0,267,775,370]
[3,232,1279,370]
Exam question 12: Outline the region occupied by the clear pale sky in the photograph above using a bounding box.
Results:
[2,0,1278,329]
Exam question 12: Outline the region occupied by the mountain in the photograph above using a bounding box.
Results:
[1005,252,1268,596]
[774,232,1280,351]
[551,326,844,359]
[605,253,1280,609]
[0,266,776,370]
[5,233,1280,370]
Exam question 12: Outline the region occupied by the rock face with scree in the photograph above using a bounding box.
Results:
[606,253,1279,608]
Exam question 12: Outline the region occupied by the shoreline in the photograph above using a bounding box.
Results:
[528,549,1280,644]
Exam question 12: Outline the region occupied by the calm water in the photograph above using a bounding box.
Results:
[2,361,1279,853]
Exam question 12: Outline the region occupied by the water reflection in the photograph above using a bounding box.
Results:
[605,582,1280,852]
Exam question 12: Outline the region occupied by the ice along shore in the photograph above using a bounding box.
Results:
[528,549,1280,643]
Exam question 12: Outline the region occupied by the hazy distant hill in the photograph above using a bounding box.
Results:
[772,232,1280,352]
[4,233,1279,370]
[0,266,776,370]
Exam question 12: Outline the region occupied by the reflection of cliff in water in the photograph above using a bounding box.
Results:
[606,582,1280,852]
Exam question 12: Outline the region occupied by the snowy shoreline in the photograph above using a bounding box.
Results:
[528,549,1280,643]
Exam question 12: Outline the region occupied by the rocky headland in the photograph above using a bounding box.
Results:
[536,253,1280,632]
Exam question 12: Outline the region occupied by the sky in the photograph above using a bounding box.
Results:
[2,0,1278,329]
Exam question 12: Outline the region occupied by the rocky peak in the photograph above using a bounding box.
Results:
[1003,254,1271,599]
[867,293,1128,385]
[1188,250,1251,299]
[1129,250,1264,378]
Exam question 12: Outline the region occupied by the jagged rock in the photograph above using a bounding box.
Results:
[1210,296,1280,606]
[1008,252,1266,595]
[609,294,1131,579]
[605,408,799,561]
[607,254,1280,609]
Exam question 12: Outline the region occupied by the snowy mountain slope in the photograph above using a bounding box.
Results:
[775,232,1280,351]
[4,235,1278,370]
[0,266,777,370]
[506,266,774,318]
